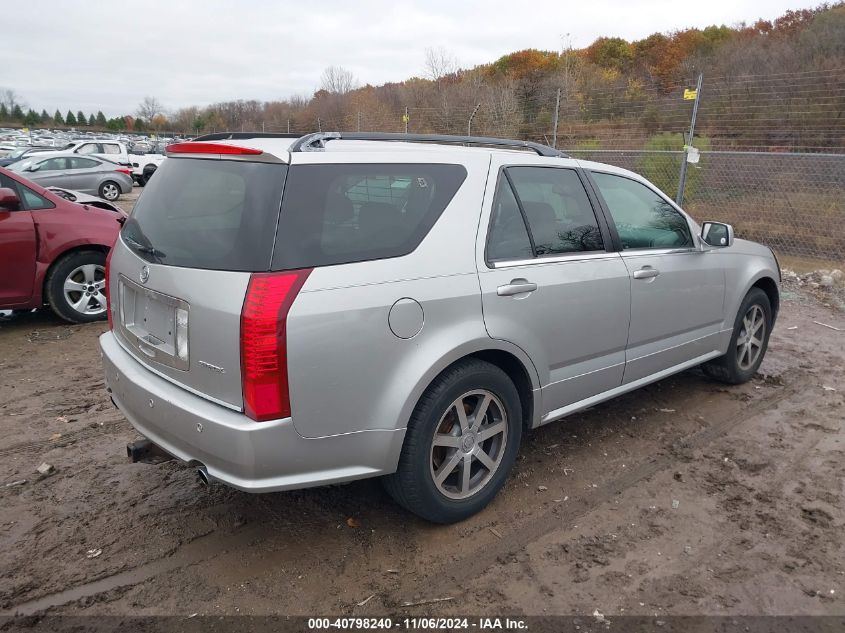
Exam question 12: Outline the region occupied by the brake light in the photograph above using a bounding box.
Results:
[114,167,132,175]
[105,247,114,329]
[240,269,312,421]
[166,142,263,156]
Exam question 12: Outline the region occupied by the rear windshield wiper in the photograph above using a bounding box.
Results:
[123,235,166,263]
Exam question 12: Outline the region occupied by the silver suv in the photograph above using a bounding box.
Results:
[100,132,780,523]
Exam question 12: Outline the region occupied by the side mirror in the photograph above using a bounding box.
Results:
[24,163,39,172]
[701,221,734,248]
[0,187,21,211]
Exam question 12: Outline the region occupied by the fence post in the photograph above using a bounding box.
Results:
[676,73,703,206]
[552,88,561,149]
[468,103,481,137]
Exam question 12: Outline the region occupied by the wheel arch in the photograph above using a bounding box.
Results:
[750,276,779,322]
[397,340,542,438]
[41,244,110,305]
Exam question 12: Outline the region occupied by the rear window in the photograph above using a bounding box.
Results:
[122,158,287,271]
[272,163,466,270]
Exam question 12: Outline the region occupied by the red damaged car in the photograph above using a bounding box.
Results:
[0,166,125,323]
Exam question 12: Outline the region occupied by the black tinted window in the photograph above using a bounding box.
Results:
[591,172,692,249]
[122,158,286,271]
[272,163,467,270]
[507,167,604,255]
[487,177,532,262]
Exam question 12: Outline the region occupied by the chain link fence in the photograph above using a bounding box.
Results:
[567,149,845,264]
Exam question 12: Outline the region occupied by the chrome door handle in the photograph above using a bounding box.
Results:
[633,267,660,280]
[497,279,538,296]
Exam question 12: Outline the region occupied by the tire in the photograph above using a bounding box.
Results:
[45,250,108,324]
[135,175,146,187]
[702,287,772,384]
[99,180,121,201]
[383,359,523,523]
[142,165,157,184]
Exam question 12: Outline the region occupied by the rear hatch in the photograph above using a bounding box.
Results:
[110,150,287,410]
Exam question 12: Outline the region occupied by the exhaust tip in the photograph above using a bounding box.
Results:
[197,467,210,486]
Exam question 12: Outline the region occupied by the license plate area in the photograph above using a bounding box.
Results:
[118,275,190,371]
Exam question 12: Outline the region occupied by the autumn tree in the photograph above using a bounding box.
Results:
[320,66,358,95]
[137,96,164,122]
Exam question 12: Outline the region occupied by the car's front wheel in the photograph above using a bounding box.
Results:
[45,250,108,323]
[702,287,772,384]
[99,180,121,201]
[383,359,522,523]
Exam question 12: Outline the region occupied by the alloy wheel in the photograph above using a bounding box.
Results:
[63,264,107,316]
[736,304,766,371]
[429,389,508,500]
[101,183,119,200]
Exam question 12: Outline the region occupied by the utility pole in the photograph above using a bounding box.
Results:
[261,121,265,133]
[404,106,409,134]
[552,88,561,149]
[357,111,362,132]
[468,103,481,137]
[287,119,290,134]
[676,73,703,206]
[318,118,322,133]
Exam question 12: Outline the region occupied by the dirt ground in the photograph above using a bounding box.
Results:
[0,193,843,620]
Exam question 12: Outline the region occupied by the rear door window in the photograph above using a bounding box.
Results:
[121,158,287,271]
[486,167,604,262]
[272,163,467,270]
[69,157,99,170]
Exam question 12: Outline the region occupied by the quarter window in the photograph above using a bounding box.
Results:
[591,172,692,250]
[103,144,121,155]
[272,163,467,270]
[77,143,99,155]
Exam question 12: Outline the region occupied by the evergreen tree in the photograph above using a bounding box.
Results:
[134,118,146,132]
[77,110,86,125]
[65,110,77,126]
[54,110,64,125]
[0,103,8,120]
[95,111,106,127]
[12,104,24,121]
[40,109,51,124]
[24,109,40,126]
[88,113,95,126]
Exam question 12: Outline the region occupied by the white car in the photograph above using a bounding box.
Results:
[35,140,131,167]
[128,152,166,185]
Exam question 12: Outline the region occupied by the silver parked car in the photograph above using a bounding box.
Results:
[100,132,780,523]
[9,154,133,201]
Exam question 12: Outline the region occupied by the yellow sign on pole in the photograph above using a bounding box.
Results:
[401,114,409,124]
[683,88,698,100]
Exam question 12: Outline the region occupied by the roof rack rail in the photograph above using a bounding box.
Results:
[192,132,301,142]
[289,132,568,157]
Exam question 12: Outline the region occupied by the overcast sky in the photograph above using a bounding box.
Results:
[3,0,824,117]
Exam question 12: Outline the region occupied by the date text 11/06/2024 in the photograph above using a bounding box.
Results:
[307,617,528,630]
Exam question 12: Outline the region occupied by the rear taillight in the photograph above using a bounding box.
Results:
[115,167,132,175]
[240,269,312,421]
[105,247,114,329]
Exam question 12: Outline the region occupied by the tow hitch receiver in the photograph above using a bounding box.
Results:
[127,437,174,464]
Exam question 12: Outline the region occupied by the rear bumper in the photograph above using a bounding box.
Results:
[100,331,405,492]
